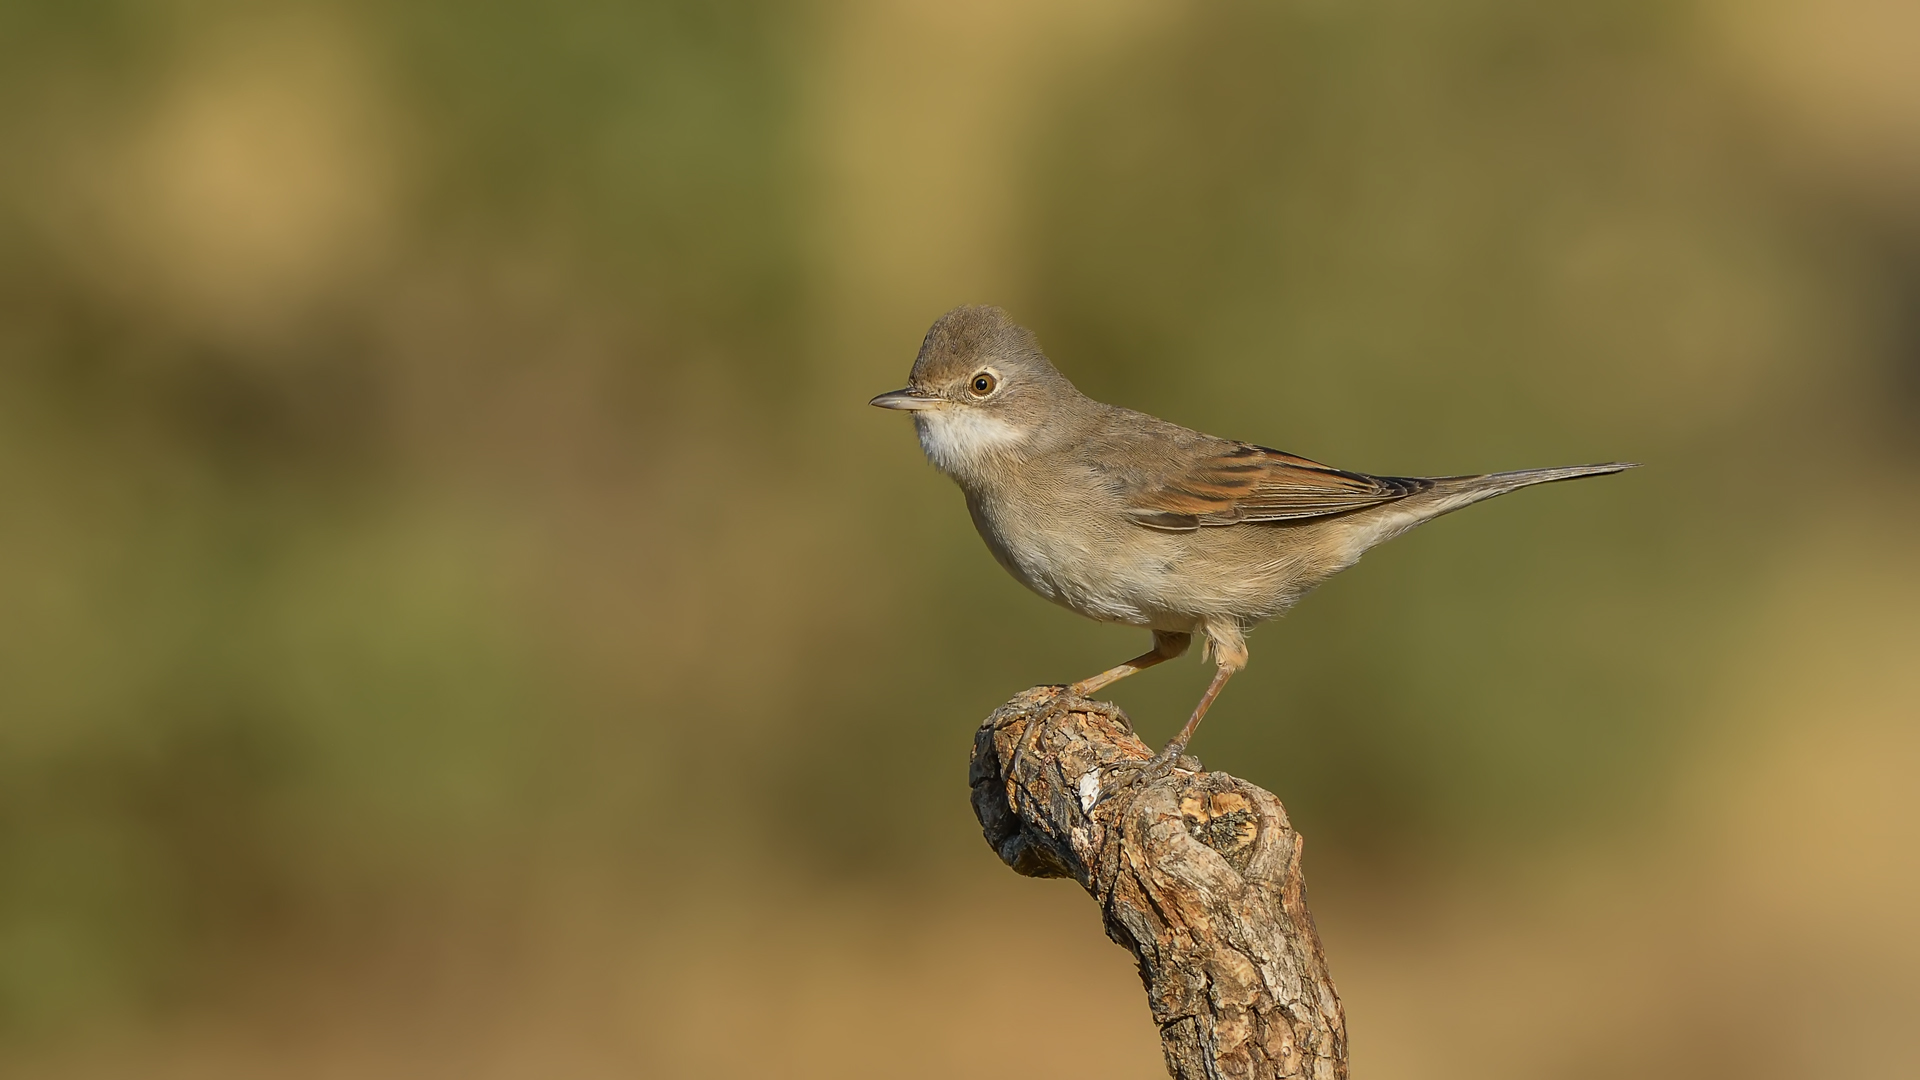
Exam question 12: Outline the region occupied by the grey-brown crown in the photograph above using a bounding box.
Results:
[908,307,1055,385]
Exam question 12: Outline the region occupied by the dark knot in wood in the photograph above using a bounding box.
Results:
[970,687,1348,1080]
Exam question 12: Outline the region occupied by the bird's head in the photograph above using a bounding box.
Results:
[869,305,1081,481]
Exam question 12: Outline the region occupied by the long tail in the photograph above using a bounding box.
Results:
[1354,462,1637,549]
[1437,462,1639,499]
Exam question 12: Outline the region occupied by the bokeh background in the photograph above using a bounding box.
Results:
[3,0,1917,1076]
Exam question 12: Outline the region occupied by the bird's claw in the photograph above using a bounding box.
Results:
[1135,744,1197,786]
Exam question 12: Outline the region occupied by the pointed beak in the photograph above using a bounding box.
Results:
[869,387,939,411]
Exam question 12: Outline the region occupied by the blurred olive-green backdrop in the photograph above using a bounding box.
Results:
[3,1,1917,1077]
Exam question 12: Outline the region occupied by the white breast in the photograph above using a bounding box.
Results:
[914,408,1027,477]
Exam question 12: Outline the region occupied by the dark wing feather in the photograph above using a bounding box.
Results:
[1125,443,1431,532]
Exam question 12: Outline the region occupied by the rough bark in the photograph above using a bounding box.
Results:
[970,687,1347,1080]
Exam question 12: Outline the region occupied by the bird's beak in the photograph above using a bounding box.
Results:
[869,388,939,411]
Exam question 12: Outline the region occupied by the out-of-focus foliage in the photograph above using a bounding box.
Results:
[1,0,1915,1075]
[0,0,814,1028]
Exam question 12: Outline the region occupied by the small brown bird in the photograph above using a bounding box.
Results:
[872,305,1633,761]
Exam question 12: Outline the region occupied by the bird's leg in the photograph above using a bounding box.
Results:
[1158,664,1234,762]
[1156,622,1247,763]
[1069,630,1190,698]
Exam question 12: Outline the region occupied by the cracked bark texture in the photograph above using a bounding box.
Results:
[971,687,1347,1080]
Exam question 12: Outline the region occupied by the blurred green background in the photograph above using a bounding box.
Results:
[2,0,1917,1076]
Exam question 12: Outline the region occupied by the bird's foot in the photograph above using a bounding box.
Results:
[1135,741,1198,786]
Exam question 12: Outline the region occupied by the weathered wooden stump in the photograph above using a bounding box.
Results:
[970,686,1347,1080]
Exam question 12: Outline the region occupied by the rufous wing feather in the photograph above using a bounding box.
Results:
[1124,444,1430,532]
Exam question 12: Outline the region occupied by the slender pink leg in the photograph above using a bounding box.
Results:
[1070,631,1191,697]
[1159,662,1235,761]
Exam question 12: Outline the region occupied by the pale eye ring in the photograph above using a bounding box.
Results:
[969,372,997,396]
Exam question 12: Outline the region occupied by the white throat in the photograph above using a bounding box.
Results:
[914,407,1028,478]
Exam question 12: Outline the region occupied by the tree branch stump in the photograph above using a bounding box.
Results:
[970,687,1347,1080]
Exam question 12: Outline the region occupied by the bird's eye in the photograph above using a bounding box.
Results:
[970,372,997,396]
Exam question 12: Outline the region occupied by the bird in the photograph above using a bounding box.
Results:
[871,305,1634,762]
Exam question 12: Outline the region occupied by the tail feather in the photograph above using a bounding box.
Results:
[1446,461,1639,496]
[1347,462,1637,552]
[1415,461,1638,515]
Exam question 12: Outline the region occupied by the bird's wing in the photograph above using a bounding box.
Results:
[1123,443,1431,532]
